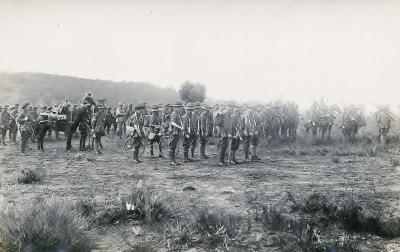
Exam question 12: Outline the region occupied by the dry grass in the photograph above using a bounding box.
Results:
[17,167,46,184]
[254,192,400,251]
[95,186,175,225]
[0,197,95,252]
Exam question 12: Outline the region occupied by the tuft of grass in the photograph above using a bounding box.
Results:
[17,167,46,184]
[332,156,340,163]
[164,219,197,249]
[195,208,245,249]
[0,197,95,252]
[95,186,175,225]
[123,244,157,252]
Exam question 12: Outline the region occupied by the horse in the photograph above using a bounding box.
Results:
[35,105,91,151]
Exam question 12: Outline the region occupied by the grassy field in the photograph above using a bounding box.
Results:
[1,131,400,251]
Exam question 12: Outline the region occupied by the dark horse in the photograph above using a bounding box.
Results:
[35,105,90,151]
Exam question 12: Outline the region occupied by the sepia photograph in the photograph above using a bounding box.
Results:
[1,0,400,251]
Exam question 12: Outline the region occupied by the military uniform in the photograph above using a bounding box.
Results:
[241,109,252,161]
[229,108,242,164]
[128,105,146,163]
[115,103,125,139]
[198,106,212,159]
[148,107,163,157]
[182,104,195,162]
[250,109,262,161]
[0,105,11,145]
[9,105,18,142]
[168,102,183,165]
[214,107,230,166]
[17,103,30,154]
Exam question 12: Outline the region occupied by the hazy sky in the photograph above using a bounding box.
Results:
[1,0,400,107]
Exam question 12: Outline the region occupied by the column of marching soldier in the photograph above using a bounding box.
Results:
[0,94,264,166]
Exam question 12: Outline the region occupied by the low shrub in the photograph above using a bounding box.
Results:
[17,167,46,184]
[0,197,95,252]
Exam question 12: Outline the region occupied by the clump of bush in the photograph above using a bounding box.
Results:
[255,192,400,251]
[164,219,197,249]
[17,167,46,184]
[195,208,247,249]
[0,197,95,252]
[95,186,175,225]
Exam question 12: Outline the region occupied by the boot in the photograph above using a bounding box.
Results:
[200,144,209,159]
[150,147,154,157]
[218,150,227,166]
[251,146,261,161]
[79,139,83,150]
[169,149,178,166]
[232,151,239,164]
[1,135,5,145]
[245,147,251,162]
[183,151,192,163]
[95,141,102,154]
[82,138,87,151]
[191,148,195,159]
[158,145,164,158]
[20,138,26,154]
[132,148,140,163]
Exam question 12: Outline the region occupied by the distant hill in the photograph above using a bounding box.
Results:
[0,72,179,106]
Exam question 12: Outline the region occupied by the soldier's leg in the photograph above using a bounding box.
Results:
[218,136,227,166]
[20,131,27,154]
[156,136,163,157]
[243,136,250,161]
[1,127,7,145]
[231,138,240,164]
[190,134,198,159]
[149,138,155,157]
[168,134,179,165]
[200,135,209,159]
[94,134,100,154]
[183,135,192,162]
[132,137,142,163]
[251,134,261,161]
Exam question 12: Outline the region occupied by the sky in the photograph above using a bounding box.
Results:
[1,0,400,108]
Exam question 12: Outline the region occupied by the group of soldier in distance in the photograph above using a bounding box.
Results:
[0,92,396,166]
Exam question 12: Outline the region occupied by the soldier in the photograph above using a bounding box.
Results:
[242,107,253,162]
[0,105,11,145]
[127,104,146,163]
[214,105,231,166]
[17,103,31,154]
[229,106,242,164]
[182,103,196,162]
[148,105,163,157]
[168,102,184,166]
[250,106,262,161]
[115,102,126,139]
[198,105,212,159]
[82,92,96,106]
[190,103,201,159]
[91,99,107,154]
[9,104,19,143]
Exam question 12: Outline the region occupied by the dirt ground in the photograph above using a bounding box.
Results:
[1,134,400,251]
